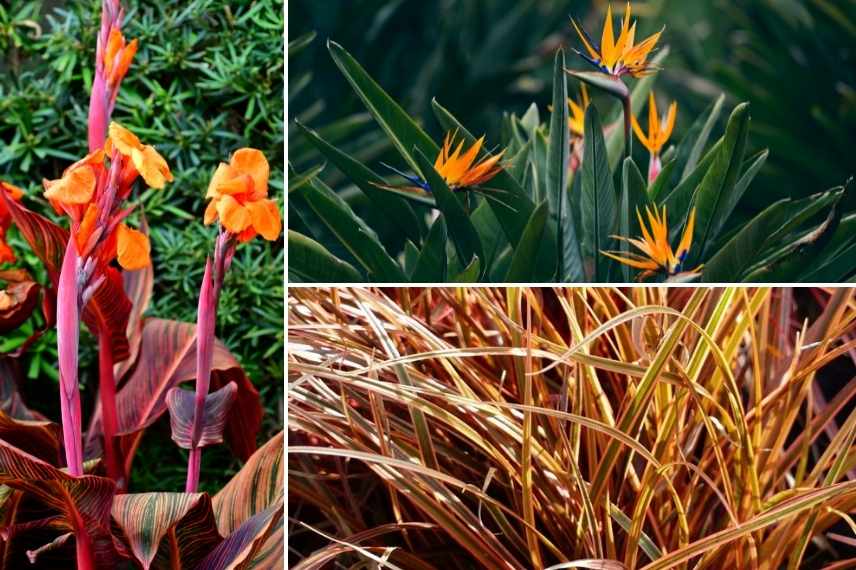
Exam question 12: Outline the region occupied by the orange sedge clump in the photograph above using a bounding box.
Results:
[42,123,170,270]
[204,148,282,242]
[0,182,24,264]
[103,28,137,87]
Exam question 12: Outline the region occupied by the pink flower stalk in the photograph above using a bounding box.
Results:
[186,230,234,493]
[88,0,137,152]
[57,240,84,477]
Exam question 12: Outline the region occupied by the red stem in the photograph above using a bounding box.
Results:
[57,239,84,477]
[185,256,217,493]
[97,332,124,489]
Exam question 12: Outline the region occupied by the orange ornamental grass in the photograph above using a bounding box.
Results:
[42,122,170,271]
[204,148,282,242]
[0,181,24,264]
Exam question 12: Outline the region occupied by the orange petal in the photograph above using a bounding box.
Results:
[75,203,99,255]
[116,223,151,270]
[247,199,282,241]
[109,122,142,155]
[206,163,234,198]
[216,194,251,233]
[203,199,218,225]
[0,235,15,265]
[104,28,123,76]
[230,148,269,198]
[110,38,137,84]
[132,145,172,189]
[43,166,96,205]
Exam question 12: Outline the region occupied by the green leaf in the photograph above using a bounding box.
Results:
[742,194,844,282]
[287,230,364,283]
[561,173,585,282]
[704,149,769,243]
[301,177,407,281]
[548,49,571,277]
[648,157,677,202]
[580,105,618,282]
[619,157,650,282]
[413,149,484,274]
[682,93,726,180]
[505,202,549,281]
[288,31,316,57]
[470,200,509,276]
[690,102,751,264]
[287,161,324,194]
[451,256,481,282]
[411,215,448,282]
[798,213,856,282]
[701,189,843,282]
[659,138,722,237]
[328,40,438,177]
[294,120,425,242]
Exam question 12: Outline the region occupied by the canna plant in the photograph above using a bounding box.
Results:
[289,2,856,283]
[289,286,856,568]
[0,0,283,567]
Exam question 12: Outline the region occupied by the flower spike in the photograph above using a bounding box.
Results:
[570,2,663,78]
[632,92,677,182]
[602,205,698,279]
[375,131,505,194]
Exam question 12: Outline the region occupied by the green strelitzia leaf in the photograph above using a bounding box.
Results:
[470,200,509,276]
[287,161,324,194]
[682,93,726,180]
[328,40,438,177]
[548,49,571,278]
[300,177,407,282]
[288,31,316,57]
[648,157,677,202]
[704,149,769,243]
[413,149,484,275]
[690,102,751,264]
[701,189,843,282]
[452,256,481,282]
[619,157,650,282]
[294,120,425,242]
[561,173,585,282]
[411,215,448,282]
[505,202,549,282]
[580,105,618,282]
[287,230,363,283]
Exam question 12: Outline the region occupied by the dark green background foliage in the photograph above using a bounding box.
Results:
[291,0,855,227]
[1,0,283,492]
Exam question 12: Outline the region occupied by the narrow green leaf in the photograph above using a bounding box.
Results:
[294,120,424,242]
[287,161,324,194]
[682,93,726,179]
[413,149,483,274]
[704,149,768,242]
[580,105,618,281]
[690,102,751,264]
[619,157,649,282]
[287,230,364,283]
[701,189,843,282]
[288,31,316,57]
[301,178,407,282]
[451,256,481,282]
[505,202,549,282]
[561,173,585,282]
[411,215,448,282]
[328,40,438,176]
[647,157,677,202]
[548,49,571,277]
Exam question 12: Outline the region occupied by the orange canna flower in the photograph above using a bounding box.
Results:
[103,28,138,87]
[106,122,173,189]
[204,148,281,242]
[0,182,24,265]
[42,124,171,271]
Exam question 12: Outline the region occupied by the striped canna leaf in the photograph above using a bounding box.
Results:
[198,500,284,570]
[213,432,283,568]
[0,438,120,568]
[165,382,238,449]
[111,492,222,570]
